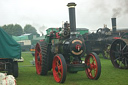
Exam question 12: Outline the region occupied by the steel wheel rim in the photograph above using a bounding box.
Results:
[35,43,42,74]
[110,39,128,68]
[85,54,98,79]
[53,56,63,82]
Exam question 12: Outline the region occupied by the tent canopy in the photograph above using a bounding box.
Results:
[0,28,21,59]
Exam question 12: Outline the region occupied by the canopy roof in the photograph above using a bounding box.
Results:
[0,28,21,59]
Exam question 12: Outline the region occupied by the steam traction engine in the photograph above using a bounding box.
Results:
[83,18,122,59]
[35,3,101,83]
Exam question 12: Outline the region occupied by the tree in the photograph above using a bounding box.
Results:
[2,25,7,31]
[2,24,14,35]
[24,24,37,34]
[2,24,23,36]
[13,24,23,36]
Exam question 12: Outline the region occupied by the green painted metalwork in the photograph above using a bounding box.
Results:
[46,28,61,35]
[76,28,88,35]
[67,64,87,72]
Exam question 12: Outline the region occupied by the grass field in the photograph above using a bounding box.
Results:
[16,52,128,85]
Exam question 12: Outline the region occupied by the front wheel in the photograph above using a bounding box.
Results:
[85,52,101,80]
[52,54,67,83]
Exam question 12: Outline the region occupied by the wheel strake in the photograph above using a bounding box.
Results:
[52,54,66,83]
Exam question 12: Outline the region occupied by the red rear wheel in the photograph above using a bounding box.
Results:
[85,52,101,80]
[35,41,48,75]
[52,54,66,83]
[35,43,42,74]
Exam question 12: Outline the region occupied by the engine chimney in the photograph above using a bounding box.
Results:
[111,18,116,33]
[67,2,77,37]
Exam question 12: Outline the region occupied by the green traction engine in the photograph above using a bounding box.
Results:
[35,2,101,83]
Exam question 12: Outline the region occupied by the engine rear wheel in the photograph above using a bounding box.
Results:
[85,52,101,80]
[52,54,67,83]
[110,39,128,69]
[35,41,48,75]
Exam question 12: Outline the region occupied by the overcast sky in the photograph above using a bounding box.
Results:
[0,0,128,34]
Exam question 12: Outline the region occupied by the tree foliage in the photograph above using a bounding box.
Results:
[24,24,37,34]
[13,24,23,36]
[1,24,23,36]
[1,24,38,36]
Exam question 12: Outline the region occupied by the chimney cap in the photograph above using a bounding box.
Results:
[67,2,76,8]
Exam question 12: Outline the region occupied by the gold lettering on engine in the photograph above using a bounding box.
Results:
[72,40,82,44]
[71,50,83,55]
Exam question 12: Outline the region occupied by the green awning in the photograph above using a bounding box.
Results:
[12,35,29,41]
[0,28,21,59]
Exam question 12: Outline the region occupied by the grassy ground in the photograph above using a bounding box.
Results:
[16,52,128,85]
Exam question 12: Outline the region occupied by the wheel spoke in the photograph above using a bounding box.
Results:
[122,45,127,51]
[58,71,62,76]
[56,59,60,66]
[119,42,122,51]
[116,44,120,52]
[89,70,92,76]
[114,57,121,62]
[92,57,95,62]
[93,64,97,69]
